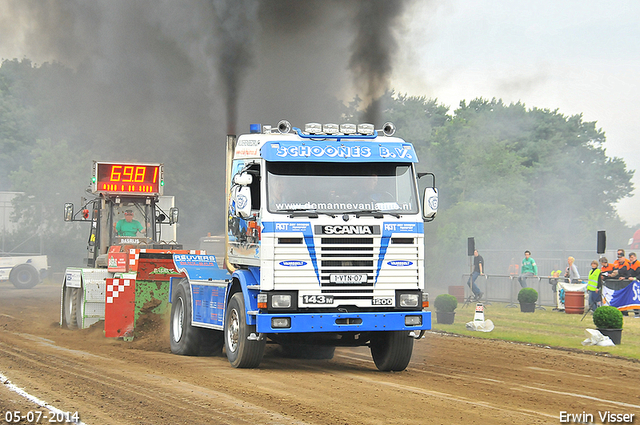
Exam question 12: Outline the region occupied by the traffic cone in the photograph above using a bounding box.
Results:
[466,303,494,332]
[474,303,485,321]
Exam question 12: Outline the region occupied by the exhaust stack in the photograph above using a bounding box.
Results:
[224,134,237,273]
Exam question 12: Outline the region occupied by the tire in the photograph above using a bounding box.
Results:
[62,284,83,329]
[280,344,335,360]
[224,292,265,368]
[170,279,223,356]
[370,331,414,371]
[9,264,39,289]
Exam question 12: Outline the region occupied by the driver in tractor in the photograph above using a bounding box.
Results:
[114,209,145,237]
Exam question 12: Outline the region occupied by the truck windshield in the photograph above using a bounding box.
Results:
[266,162,418,214]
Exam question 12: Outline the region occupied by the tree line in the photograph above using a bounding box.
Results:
[0,59,634,277]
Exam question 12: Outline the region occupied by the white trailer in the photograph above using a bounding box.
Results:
[1,192,49,288]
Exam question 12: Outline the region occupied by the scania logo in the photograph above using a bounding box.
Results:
[322,225,373,235]
[236,194,248,209]
[387,260,413,267]
[279,261,307,267]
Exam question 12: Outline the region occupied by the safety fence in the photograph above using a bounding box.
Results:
[459,273,563,308]
[454,248,629,308]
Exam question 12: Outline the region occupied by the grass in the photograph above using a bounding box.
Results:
[430,302,640,360]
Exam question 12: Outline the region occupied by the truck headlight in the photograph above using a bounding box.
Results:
[271,294,292,309]
[399,293,420,308]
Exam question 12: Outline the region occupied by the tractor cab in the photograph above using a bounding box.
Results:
[64,161,179,267]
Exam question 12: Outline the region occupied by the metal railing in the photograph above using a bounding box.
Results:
[460,273,568,308]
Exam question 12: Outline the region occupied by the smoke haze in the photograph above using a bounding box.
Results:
[0,0,414,246]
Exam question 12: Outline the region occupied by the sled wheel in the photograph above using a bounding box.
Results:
[62,284,82,329]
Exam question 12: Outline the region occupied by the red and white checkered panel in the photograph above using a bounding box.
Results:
[104,278,136,338]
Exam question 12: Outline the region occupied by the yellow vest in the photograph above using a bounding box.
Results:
[587,268,600,291]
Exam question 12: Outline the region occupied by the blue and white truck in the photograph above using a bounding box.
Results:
[169,121,438,371]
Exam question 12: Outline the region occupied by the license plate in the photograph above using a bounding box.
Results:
[330,274,368,284]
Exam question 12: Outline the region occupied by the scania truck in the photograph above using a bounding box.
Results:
[169,121,438,371]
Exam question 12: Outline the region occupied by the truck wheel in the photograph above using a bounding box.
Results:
[62,285,83,329]
[224,292,265,368]
[170,279,223,356]
[370,331,414,371]
[9,264,39,289]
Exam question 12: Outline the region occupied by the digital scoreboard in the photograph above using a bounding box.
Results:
[92,161,163,195]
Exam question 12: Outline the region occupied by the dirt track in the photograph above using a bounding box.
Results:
[1,283,639,425]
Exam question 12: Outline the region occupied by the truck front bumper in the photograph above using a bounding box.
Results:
[256,310,431,333]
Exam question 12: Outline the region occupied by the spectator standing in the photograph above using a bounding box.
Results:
[627,252,640,318]
[612,249,630,280]
[467,249,484,300]
[626,252,639,281]
[586,260,601,311]
[549,266,563,295]
[508,258,519,277]
[519,250,537,288]
[600,257,614,281]
[565,256,580,283]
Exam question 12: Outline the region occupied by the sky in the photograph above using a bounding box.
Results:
[393,0,640,226]
[1,0,638,228]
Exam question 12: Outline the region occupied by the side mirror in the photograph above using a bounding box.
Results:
[64,203,74,222]
[233,172,253,186]
[233,186,252,219]
[170,207,179,224]
[422,187,438,221]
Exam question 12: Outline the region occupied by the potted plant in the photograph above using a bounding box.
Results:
[593,305,623,345]
[434,294,457,324]
[517,287,538,313]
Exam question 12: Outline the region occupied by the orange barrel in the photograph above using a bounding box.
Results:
[564,290,585,314]
[448,285,465,303]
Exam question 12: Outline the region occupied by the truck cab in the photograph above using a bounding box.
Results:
[204,121,439,370]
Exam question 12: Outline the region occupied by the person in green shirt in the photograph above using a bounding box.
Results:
[518,250,537,288]
[115,209,145,237]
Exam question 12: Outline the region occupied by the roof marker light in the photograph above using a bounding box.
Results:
[357,123,375,135]
[323,123,338,134]
[305,123,322,134]
[340,123,356,134]
[249,124,261,134]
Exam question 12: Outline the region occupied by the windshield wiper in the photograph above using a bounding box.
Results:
[353,209,401,218]
[281,208,336,218]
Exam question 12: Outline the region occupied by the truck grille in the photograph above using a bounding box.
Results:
[319,236,374,287]
[272,231,420,306]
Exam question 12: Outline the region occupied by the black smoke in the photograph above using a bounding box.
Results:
[349,0,408,125]
[0,0,414,244]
